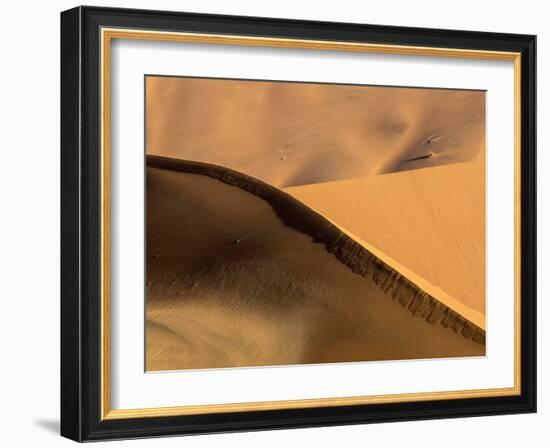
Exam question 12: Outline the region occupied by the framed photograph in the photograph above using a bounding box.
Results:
[60,6,536,441]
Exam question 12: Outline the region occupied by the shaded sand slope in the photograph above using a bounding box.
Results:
[285,161,485,319]
[146,156,484,371]
[146,76,485,188]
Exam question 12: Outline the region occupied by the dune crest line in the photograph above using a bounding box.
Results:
[147,154,485,346]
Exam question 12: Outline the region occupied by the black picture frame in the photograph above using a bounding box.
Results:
[61,5,536,442]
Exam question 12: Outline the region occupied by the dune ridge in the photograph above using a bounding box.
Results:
[284,161,486,319]
[147,155,485,345]
[317,217,485,330]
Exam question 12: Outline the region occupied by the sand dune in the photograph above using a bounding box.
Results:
[146,156,484,371]
[285,161,485,319]
[146,76,485,188]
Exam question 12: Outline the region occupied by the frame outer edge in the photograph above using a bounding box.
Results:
[60,6,84,442]
[520,34,537,412]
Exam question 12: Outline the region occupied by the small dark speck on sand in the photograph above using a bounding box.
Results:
[402,152,434,163]
[231,238,244,244]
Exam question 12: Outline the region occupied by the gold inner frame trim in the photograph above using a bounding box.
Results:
[100,27,522,420]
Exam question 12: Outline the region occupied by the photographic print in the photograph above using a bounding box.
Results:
[145,76,486,371]
[61,8,536,440]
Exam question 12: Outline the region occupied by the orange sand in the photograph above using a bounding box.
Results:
[146,76,485,188]
[285,161,485,320]
[146,162,484,371]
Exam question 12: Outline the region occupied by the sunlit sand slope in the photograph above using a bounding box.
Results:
[146,76,485,188]
[285,161,485,318]
[146,156,484,372]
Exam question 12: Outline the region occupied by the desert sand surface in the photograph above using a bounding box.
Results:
[146,76,485,188]
[146,156,484,372]
[285,161,485,320]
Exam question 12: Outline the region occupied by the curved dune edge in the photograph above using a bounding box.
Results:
[284,161,486,318]
[147,155,485,346]
[321,218,485,330]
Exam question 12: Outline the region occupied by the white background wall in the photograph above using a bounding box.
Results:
[0,0,546,446]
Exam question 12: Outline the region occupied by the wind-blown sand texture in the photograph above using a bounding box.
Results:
[285,161,485,322]
[146,156,484,371]
[146,76,485,188]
